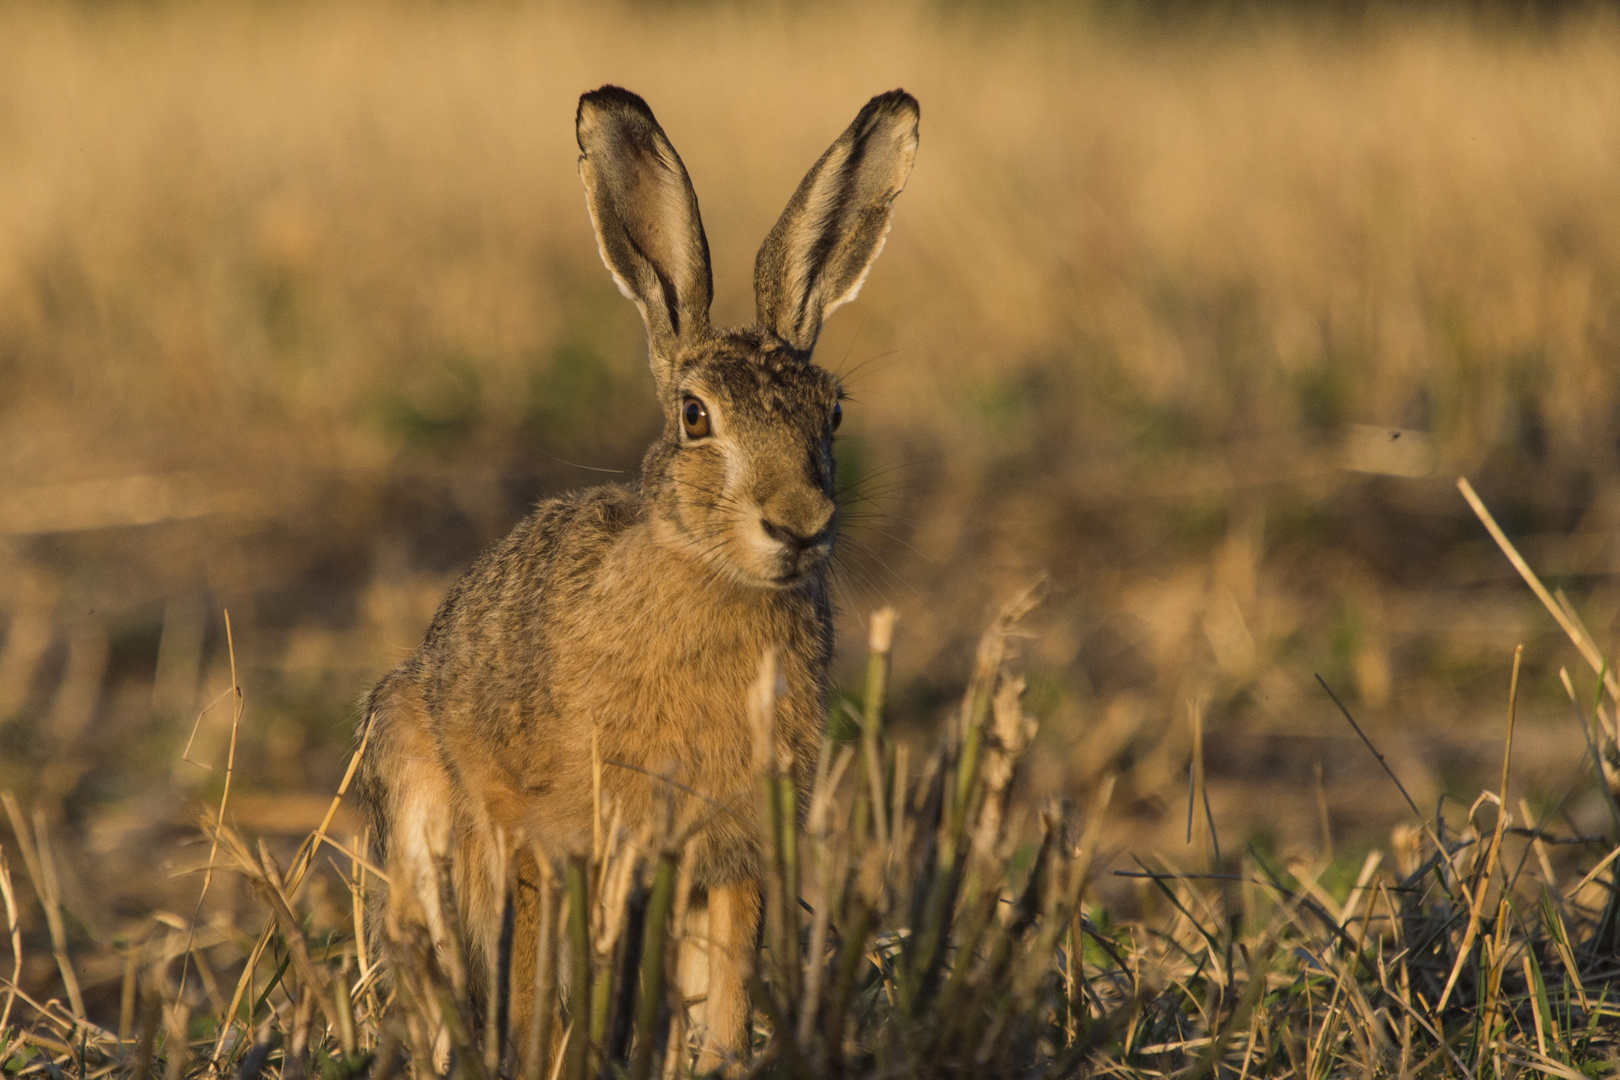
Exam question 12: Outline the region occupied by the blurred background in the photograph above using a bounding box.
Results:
[1,0,1619,957]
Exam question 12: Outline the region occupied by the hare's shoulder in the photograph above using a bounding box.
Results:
[490,483,642,574]
[413,483,640,653]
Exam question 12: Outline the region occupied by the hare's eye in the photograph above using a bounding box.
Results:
[830,402,843,432]
[681,396,711,439]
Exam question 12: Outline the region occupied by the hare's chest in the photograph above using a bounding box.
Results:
[529,541,827,812]
[553,624,756,754]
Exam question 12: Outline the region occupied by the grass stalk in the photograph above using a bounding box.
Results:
[0,850,19,1036]
[777,767,802,1001]
[861,609,894,848]
[1,796,84,1021]
[1437,644,1522,1012]
[527,851,560,1080]
[629,849,677,1080]
[562,854,591,1080]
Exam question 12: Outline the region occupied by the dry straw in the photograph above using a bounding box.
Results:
[3,494,1619,1076]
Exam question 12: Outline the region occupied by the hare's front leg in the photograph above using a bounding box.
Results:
[362,690,460,1070]
[695,878,761,1072]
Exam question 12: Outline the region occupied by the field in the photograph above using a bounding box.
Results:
[2,0,1620,1075]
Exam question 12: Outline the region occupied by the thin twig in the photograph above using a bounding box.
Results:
[1314,674,1425,825]
[180,609,243,1000]
[1437,644,1521,1011]
[599,759,750,827]
[0,847,19,1032]
[1458,477,1619,702]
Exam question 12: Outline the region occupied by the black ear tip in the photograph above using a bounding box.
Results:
[868,89,919,121]
[577,85,657,126]
[851,89,919,140]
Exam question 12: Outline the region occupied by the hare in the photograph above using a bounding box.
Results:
[356,85,918,1070]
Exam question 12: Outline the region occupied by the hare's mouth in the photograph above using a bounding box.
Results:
[717,539,831,591]
[745,520,835,589]
[765,539,835,587]
[669,505,834,589]
[770,562,820,587]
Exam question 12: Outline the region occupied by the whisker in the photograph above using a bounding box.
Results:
[834,543,912,596]
[830,347,906,388]
[533,445,631,475]
[839,505,923,529]
[841,525,932,564]
[829,560,887,620]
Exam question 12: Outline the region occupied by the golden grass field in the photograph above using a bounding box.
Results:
[2,2,1620,1074]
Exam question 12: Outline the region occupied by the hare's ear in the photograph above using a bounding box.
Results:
[577,87,713,384]
[755,90,918,355]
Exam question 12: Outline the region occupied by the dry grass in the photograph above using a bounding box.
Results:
[2,549,1619,1078]
[2,0,1620,1073]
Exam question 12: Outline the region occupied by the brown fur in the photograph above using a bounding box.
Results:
[355,84,917,1071]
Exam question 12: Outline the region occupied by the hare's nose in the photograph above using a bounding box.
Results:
[760,508,835,552]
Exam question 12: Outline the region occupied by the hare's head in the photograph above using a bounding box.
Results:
[576,86,918,590]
